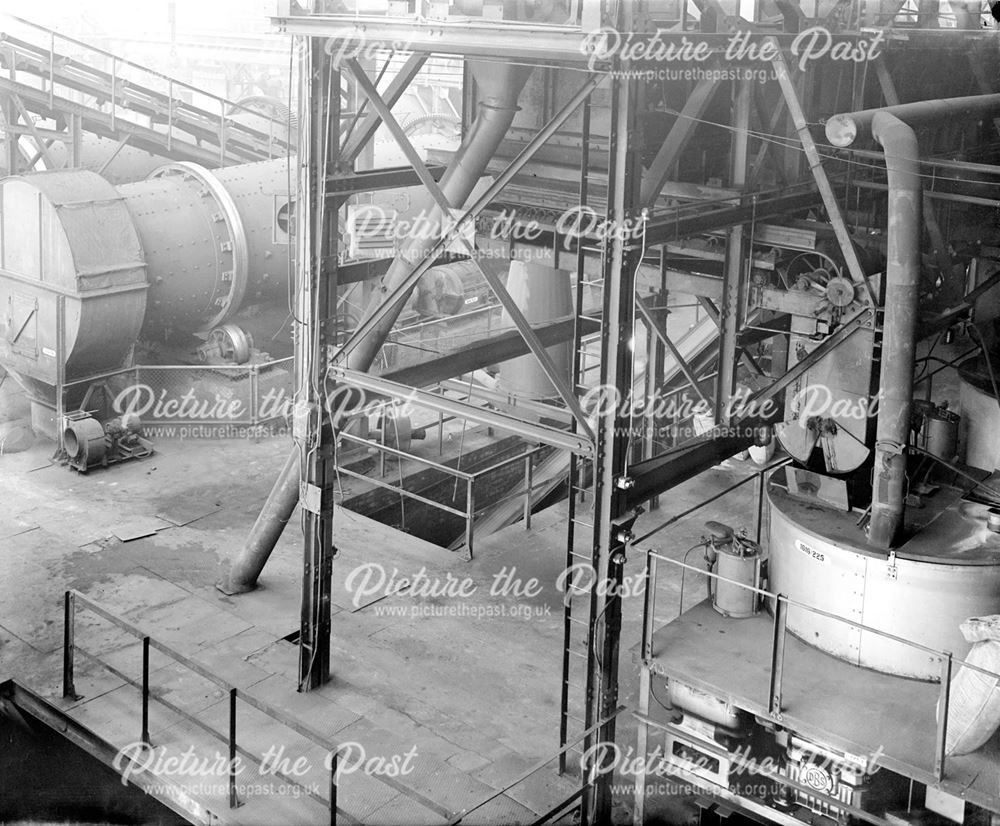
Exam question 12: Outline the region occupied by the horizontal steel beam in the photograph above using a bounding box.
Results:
[328,366,594,456]
[625,427,761,509]
[383,315,600,389]
[325,164,446,194]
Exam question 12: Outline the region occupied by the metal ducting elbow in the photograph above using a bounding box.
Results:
[825,95,1000,548]
[345,60,534,373]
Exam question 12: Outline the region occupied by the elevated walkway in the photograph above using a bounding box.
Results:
[0,15,291,175]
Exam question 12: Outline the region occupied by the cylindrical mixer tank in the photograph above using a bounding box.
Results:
[767,466,1000,680]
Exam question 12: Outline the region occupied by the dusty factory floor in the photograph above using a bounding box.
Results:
[0,401,762,825]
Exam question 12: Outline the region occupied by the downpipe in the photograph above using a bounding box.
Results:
[825,95,1000,548]
[345,60,534,373]
[868,112,920,549]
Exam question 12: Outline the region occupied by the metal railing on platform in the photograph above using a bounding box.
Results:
[639,536,1000,787]
[62,589,343,824]
[336,430,549,557]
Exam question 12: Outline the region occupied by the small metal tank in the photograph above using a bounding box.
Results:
[711,536,762,619]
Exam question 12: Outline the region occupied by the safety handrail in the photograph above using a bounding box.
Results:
[2,14,287,125]
[62,589,343,822]
[639,548,999,783]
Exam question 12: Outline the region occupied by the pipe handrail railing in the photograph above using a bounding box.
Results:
[61,357,294,390]
[2,14,290,125]
[337,429,475,480]
[62,589,343,823]
[640,548,998,783]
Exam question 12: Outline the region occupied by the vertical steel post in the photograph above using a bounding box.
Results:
[934,654,953,780]
[228,687,239,808]
[524,454,533,530]
[583,11,641,817]
[62,591,75,699]
[466,479,476,560]
[250,364,259,441]
[769,596,788,717]
[329,750,339,826]
[141,636,151,746]
[55,295,66,455]
[298,37,340,691]
[753,468,765,545]
[716,80,751,423]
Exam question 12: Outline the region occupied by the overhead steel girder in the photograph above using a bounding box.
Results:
[325,163,446,194]
[327,366,594,456]
[344,57,599,441]
[624,308,872,509]
[383,315,600,389]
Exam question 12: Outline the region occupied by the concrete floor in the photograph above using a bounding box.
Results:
[0,366,766,825]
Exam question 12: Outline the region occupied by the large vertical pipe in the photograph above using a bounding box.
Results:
[867,112,920,549]
[825,95,1000,548]
[229,61,534,592]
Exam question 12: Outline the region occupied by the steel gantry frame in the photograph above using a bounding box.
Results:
[289,22,648,817]
[278,3,947,822]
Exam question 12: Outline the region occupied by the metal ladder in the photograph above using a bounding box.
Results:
[558,94,606,776]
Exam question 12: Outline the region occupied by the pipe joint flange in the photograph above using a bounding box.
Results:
[149,162,249,332]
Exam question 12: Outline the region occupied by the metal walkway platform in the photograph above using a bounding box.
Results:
[0,15,291,173]
[648,600,1000,816]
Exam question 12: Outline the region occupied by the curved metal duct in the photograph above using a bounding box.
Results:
[825,95,1000,549]
[345,60,533,373]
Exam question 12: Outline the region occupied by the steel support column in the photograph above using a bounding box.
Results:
[581,46,641,825]
[716,79,751,423]
[296,38,339,691]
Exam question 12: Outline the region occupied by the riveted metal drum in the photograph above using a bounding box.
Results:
[0,171,147,398]
[767,466,1000,679]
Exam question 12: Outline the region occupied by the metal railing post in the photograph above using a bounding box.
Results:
[141,636,151,746]
[754,466,766,544]
[111,57,117,131]
[466,478,476,559]
[228,688,240,808]
[219,100,227,166]
[641,553,657,660]
[934,654,953,781]
[250,364,260,442]
[523,454,533,530]
[62,591,76,699]
[768,595,788,718]
[329,749,339,826]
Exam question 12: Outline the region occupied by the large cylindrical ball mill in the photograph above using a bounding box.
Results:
[119,157,292,338]
[498,261,573,400]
